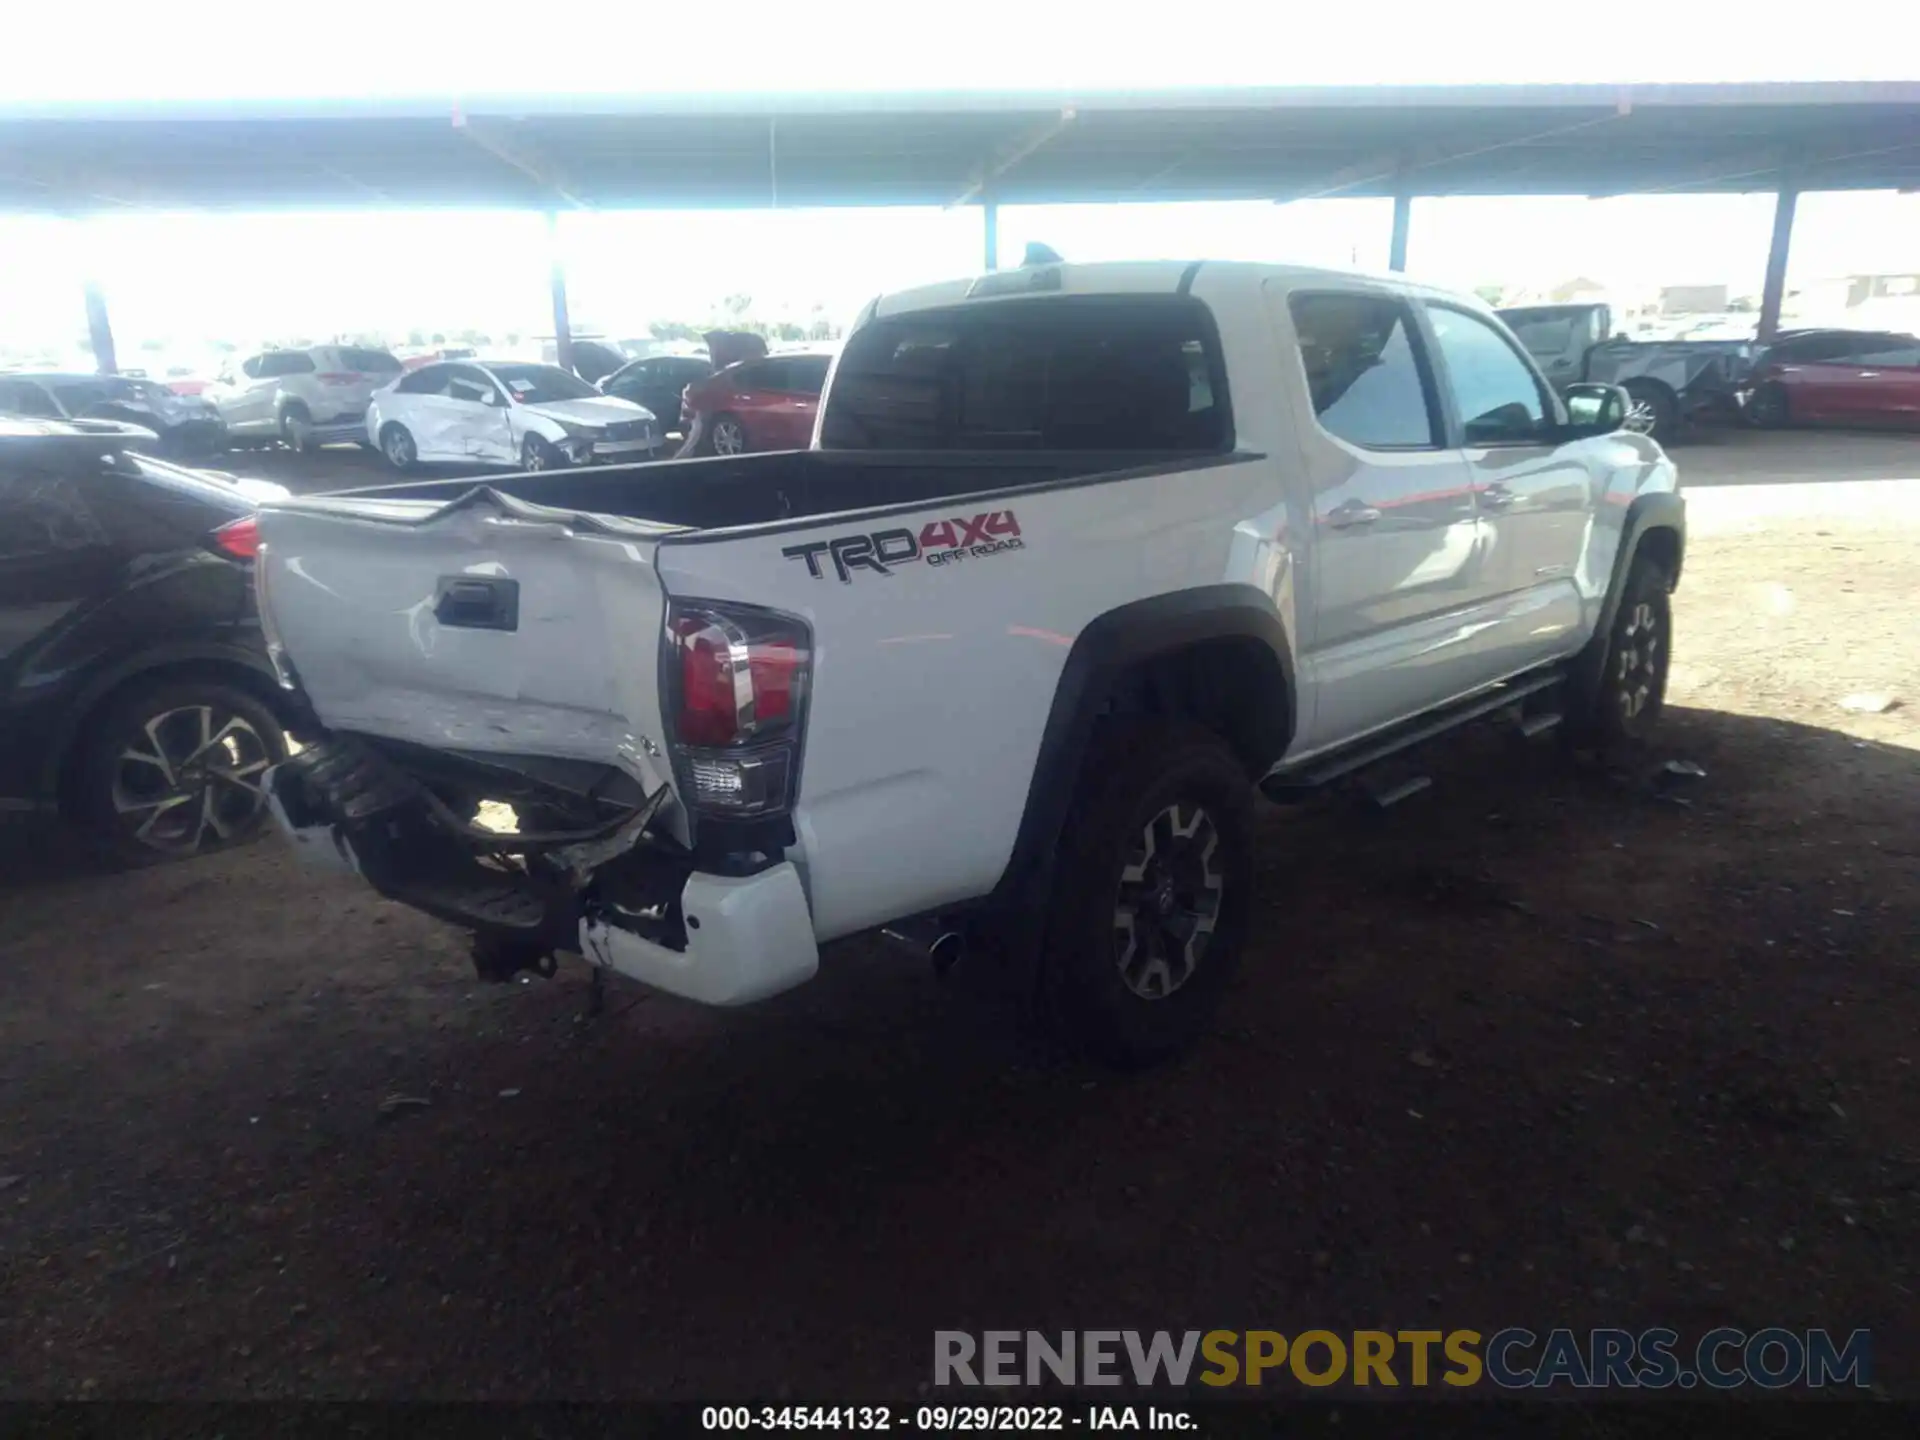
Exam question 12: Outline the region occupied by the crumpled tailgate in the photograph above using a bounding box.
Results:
[255,490,679,804]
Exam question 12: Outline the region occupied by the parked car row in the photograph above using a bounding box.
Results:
[0,373,226,456]
[1500,306,1920,438]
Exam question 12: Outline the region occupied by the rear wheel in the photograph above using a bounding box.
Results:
[1746,381,1791,429]
[708,413,748,457]
[72,679,287,866]
[1621,381,1679,444]
[281,404,318,453]
[1042,720,1254,1066]
[380,423,417,471]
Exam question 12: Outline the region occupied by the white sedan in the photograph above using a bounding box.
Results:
[366,360,664,471]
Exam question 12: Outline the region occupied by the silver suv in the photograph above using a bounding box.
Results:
[207,345,402,451]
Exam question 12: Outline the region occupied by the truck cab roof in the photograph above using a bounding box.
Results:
[868,259,1483,320]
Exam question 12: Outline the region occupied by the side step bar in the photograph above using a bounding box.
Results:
[1262,669,1566,803]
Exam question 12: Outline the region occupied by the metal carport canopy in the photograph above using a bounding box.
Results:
[3,82,1919,211]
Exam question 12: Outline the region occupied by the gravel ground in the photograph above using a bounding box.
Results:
[2,431,1917,1400]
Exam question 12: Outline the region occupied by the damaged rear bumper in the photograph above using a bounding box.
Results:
[266,737,819,1006]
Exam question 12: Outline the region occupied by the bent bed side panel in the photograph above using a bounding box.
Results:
[324,450,1180,533]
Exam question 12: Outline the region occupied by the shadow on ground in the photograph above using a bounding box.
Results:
[0,704,1915,1398]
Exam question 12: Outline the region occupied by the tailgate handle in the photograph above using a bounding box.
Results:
[434,576,520,632]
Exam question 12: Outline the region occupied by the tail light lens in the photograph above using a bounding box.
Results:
[664,602,811,818]
[211,514,261,561]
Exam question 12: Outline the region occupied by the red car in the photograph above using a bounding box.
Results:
[1746,329,1920,429]
[681,352,834,456]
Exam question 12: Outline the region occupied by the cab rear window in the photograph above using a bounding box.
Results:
[820,295,1231,452]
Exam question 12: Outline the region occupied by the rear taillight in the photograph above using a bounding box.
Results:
[211,515,261,561]
[317,372,361,386]
[664,602,811,818]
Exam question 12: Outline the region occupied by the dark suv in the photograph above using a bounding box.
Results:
[0,418,302,862]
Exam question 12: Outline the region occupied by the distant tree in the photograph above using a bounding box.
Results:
[430,332,446,346]
[406,329,426,348]
[504,331,523,348]
[806,317,839,341]
[721,293,753,319]
[139,338,167,352]
[772,321,806,342]
[649,320,702,341]
[1474,284,1505,305]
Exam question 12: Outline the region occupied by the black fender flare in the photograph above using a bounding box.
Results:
[985,583,1296,920]
[1573,490,1686,697]
[37,638,288,799]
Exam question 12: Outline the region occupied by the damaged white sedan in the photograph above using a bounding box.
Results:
[366,359,665,472]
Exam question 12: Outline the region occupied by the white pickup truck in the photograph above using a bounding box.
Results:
[256,260,1683,1064]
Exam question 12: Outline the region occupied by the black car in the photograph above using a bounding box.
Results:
[596,354,716,436]
[0,371,227,456]
[0,417,300,863]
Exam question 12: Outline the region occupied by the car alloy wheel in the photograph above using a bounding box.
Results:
[1623,399,1657,435]
[383,426,416,468]
[711,417,747,456]
[522,436,559,471]
[1113,801,1224,1000]
[1614,599,1663,722]
[109,704,274,857]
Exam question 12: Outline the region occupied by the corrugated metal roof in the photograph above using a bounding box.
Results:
[3,83,1917,211]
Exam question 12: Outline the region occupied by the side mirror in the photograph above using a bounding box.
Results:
[1563,382,1630,437]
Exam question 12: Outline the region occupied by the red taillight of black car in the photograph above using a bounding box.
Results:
[664,601,811,819]
[210,515,261,561]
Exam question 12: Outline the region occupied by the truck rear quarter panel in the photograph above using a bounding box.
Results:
[654,456,1286,943]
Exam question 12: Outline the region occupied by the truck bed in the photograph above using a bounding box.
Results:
[319,447,1180,534]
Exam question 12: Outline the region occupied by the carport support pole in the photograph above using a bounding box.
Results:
[1757,181,1799,344]
[547,210,574,374]
[1388,188,1412,273]
[983,196,999,272]
[83,280,118,376]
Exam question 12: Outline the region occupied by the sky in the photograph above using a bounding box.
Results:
[2,1,1916,361]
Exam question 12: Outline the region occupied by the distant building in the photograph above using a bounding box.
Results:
[1659,284,1730,316]
[1785,273,1920,330]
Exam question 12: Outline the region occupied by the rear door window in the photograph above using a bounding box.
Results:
[0,380,63,419]
[783,356,831,397]
[259,352,316,378]
[821,295,1230,451]
[1288,293,1440,449]
[336,347,401,374]
[395,365,451,396]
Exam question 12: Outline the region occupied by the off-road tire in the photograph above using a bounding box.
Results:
[1042,719,1255,1067]
[1569,552,1673,754]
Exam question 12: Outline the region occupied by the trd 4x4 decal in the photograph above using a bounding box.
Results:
[783,509,1024,583]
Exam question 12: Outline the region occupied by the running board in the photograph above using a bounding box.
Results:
[1262,670,1566,802]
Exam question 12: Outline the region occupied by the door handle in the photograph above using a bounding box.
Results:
[433,576,520,632]
[1857,371,1880,379]
[1480,483,1516,510]
[1327,500,1382,529]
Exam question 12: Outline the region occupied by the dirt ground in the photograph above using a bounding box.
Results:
[2,433,1918,1400]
